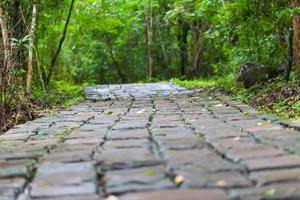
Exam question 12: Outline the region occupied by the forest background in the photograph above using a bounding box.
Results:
[0,0,298,132]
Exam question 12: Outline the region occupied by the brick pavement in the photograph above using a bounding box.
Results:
[2,83,300,199]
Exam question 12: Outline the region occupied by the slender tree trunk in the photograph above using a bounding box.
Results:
[46,0,75,85]
[156,16,168,68]
[145,0,153,79]
[192,34,202,78]
[0,6,11,120]
[285,27,294,82]
[178,18,189,77]
[0,7,11,70]
[291,0,300,80]
[108,45,125,83]
[26,0,38,95]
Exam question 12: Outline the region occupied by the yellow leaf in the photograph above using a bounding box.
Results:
[174,175,184,186]
[233,136,241,141]
[257,122,270,126]
[287,127,295,131]
[214,104,224,107]
[136,109,147,115]
[264,188,276,196]
[216,180,226,187]
[106,195,119,200]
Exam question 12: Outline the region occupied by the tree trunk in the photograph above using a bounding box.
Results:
[178,18,189,77]
[26,0,38,95]
[145,0,153,79]
[0,7,11,70]
[291,0,300,80]
[285,27,294,82]
[108,45,125,83]
[0,6,11,120]
[192,34,202,78]
[46,0,75,85]
[156,16,168,69]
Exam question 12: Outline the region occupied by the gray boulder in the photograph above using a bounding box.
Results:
[237,62,268,87]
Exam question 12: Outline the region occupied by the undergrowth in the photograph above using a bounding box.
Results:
[33,81,88,110]
[173,76,300,119]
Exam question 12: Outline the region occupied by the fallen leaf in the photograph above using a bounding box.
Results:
[264,188,276,196]
[146,169,154,176]
[106,195,119,200]
[214,104,224,107]
[216,180,226,187]
[136,109,147,115]
[99,175,108,185]
[174,175,185,187]
[257,122,270,126]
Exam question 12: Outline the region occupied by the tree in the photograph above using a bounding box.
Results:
[26,0,38,95]
[291,0,300,79]
[46,0,76,85]
[0,7,11,71]
[145,0,154,79]
[178,17,189,77]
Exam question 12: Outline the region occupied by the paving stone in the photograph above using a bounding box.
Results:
[45,150,93,162]
[104,139,150,149]
[177,166,251,188]
[33,196,101,200]
[31,162,97,198]
[250,168,300,185]
[242,154,300,171]
[155,134,204,150]
[64,137,102,145]
[151,127,194,137]
[0,133,34,141]
[66,131,106,140]
[0,178,27,190]
[31,182,97,198]
[105,166,173,194]
[165,149,239,172]
[230,182,300,200]
[207,137,256,152]
[112,123,147,131]
[226,145,285,162]
[119,189,229,200]
[0,188,16,200]
[96,148,162,169]
[0,148,45,160]
[108,129,149,140]
[0,159,34,178]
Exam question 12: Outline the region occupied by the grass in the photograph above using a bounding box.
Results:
[173,76,300,119]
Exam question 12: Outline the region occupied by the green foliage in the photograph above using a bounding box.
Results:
[174,77,300,119]
[32,81,87,109]
[172,73,236,91]
[1,0,297,124]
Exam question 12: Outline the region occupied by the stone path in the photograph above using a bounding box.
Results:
[3,83,300,199]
